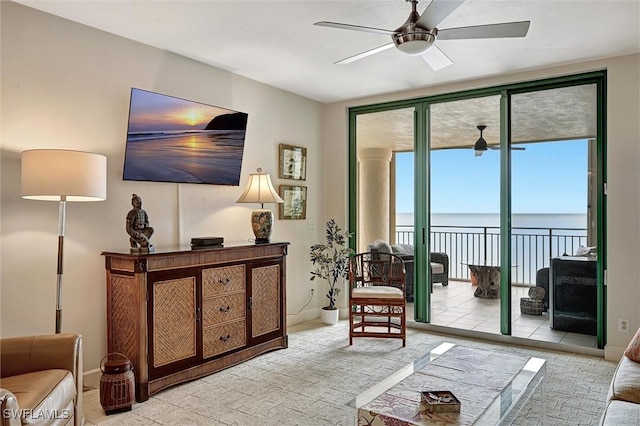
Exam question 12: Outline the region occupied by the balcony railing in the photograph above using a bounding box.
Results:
[396,225,588,285]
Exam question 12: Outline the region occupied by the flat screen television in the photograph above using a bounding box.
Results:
[122,88,248,186]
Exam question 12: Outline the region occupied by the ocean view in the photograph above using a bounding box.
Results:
[123,130,245,185]
[396,212,589,284]
[397,212,587,230]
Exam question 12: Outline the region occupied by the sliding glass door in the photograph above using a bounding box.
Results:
[510,83,600,347]
[353,107,416,253]
[348,72,606,348]
[428,95,502,334]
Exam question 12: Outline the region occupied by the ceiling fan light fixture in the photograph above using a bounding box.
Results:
[474,142,487,156]
[474,125,488,156]
[393,32,435,55]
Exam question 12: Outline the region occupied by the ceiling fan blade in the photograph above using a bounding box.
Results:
[417,0,465,30]
[314,21,395,36]
[422,45,453,71]
[488,146,527,150]
[438,21,531,40]
[335,43,395,65]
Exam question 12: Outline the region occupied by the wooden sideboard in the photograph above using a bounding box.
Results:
[102,242,288,402]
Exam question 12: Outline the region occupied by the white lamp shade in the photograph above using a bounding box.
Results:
[21,149,107,202]
[236,170,284,205]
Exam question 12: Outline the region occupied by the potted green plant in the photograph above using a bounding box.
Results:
[310,219,354,325]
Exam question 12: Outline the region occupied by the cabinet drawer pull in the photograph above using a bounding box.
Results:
[218,278,231,285]
[219,334,231,342]
[219,305,231,313]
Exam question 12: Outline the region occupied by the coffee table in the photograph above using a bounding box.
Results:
[354,343,546,425]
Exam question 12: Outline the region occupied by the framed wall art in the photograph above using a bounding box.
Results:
[279,185,307,220]
[279,144,307,180]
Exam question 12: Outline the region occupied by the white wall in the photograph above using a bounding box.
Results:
[2,1,638,379]
[1,1,325,380]
[323,55,640,361]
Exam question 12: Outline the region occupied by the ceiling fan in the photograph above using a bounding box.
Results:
[314,0,530,70]
[474,125,525,156]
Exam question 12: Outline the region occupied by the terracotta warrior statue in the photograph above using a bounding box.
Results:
[126,194,154,250]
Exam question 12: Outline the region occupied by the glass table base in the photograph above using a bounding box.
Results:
[353,342,546,425]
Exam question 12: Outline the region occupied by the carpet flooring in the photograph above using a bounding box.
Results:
[84,319,617,425]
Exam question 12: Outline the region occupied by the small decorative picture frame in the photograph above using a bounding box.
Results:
[279,185,307,220]
[279,144,307,180]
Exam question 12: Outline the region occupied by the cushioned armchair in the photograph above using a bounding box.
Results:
[368,240,449,302]
[0,334,83,426]
[349,252,407,347]
[535,267,550,311]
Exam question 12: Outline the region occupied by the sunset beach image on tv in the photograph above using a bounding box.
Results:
[123,88,248,186]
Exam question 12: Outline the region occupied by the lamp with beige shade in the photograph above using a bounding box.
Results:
[236,167,284,244]
[21,149,107,333]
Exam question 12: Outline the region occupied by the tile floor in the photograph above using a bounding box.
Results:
[407,280,598,349]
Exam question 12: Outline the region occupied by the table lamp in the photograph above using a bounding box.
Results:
[236,168,284,244]
[21,149,107,333]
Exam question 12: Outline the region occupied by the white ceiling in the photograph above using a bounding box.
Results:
[11,0,640,104]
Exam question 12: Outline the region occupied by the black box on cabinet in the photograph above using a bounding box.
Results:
[190,237,224,247]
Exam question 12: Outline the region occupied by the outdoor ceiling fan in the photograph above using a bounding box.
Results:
[314,0,530,70]
[473,125,525,157]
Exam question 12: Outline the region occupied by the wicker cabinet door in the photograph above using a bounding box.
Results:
[152,277,197,368]
[251,264,281,338]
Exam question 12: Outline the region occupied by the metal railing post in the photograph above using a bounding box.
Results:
[548,228,553,261]
[483,227,488,266]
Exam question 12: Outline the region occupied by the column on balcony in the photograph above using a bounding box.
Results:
[358,148,392,251]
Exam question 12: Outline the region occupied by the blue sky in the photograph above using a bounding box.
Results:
[396,140,589,214]
[128,88,232,132]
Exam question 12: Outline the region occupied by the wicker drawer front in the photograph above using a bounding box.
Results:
[203,320,246,358]
[203,293,246,327]
[202,265,245,297]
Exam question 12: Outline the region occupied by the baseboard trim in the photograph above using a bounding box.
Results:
[83,368,101,390]
[287,307,320,327]
[604,345,625,361]
[408,321,605,358]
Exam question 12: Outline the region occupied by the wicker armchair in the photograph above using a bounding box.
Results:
[348,252,407,347]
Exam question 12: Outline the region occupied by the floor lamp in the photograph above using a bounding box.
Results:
[21,149,107,333]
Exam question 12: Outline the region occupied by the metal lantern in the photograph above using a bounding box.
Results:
[99,353,135,414]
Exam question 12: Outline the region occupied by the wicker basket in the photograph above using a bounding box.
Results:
[100,353,135,414]
[520,297,544,315]
[520,286,545,315]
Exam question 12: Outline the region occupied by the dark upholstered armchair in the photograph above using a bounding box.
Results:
[549,256,597,335]
[430,252,449,287]
[368,240,449,302]
[535,267,550,311]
